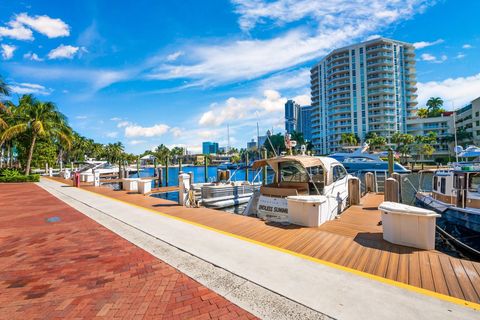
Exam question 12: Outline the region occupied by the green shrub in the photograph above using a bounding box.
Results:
[0,168,23,178]
[0,174,40,183]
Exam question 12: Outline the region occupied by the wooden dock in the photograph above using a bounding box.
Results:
[47,176,480,305]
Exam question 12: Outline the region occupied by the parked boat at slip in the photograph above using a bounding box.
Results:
[329,143,410,174]
[244,155,353,226]
[415,164,480,258]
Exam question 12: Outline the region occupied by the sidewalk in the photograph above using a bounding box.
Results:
[0,182,257,320]
[34,178,479,320]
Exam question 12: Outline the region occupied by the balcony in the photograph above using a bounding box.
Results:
[368,88,395,95]
[366,51,392,59]
[367,80,394,89]
[366,44,392,52]
[367,66,394,73]
[328,86,350,95]
[326,59,349,69]
[328,73,350,82]
[327,79,350,90]
[366,59,393,67]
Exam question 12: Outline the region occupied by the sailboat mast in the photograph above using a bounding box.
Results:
[227,124,230,154]
[257,122,260,158]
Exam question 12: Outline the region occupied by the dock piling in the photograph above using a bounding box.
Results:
[262,149,267,185]
[245,153,249,182]
[165,157,169,187]
[365,172,374,193]
[385,178,399,202]
[348,177,361,205]
[204,157,208,183]
[391,172,402,203]
[387,148,394,177]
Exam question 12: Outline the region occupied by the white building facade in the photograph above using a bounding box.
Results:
[310,37,418,154]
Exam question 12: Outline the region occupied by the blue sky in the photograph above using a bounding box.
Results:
[0,0,479,153]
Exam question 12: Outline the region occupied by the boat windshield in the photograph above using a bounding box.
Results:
[343,157,377,163]
[279,161,324,183]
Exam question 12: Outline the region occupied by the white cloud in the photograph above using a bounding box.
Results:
[365,34,382,41]
[462,44,472,49]
[128,139,146,145]
[148,0,432,86]
[455,53,466,59]
[9,65,133,91]
[413,38,444,49]
[47,44,81,59]
[417,72,480,108]
[23,52,43,61]
[117,121,130,128]
[1,44,16,60]
[293,94,311,106]
[106,131,119,138]
[199,89,287,127]
[166,51,183,61]
[420,53,435,61]
[110,117,122,121]
[259,68,310,91]
[0,20,33,40]
[124,123,170,138]
[420,53,447,63]
[9,82,52,95]
[75,115,88,120]
[15,13,70,38]
[170,127,183,138]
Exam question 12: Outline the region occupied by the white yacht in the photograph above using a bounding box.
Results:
[243,155,353,226]
[329,143,410,173]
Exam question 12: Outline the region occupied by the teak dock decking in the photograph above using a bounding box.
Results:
[48,177,480,307]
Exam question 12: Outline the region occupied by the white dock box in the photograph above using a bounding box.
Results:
[287,195,328,227]
[379,201,440,250]
[137,179,152,194]
[122,178,139,192]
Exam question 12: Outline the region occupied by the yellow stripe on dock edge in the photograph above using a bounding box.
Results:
[48,178,480,311]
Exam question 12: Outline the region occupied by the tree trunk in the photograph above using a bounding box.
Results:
[0,143,3,169]
[7,143,11,168]
[25,134,37,175]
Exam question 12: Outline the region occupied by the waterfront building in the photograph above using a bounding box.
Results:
[247,139,257,150]
[310,37,418,154]
[455,97,480,144]
[285,100,299,134]
[202,141,219,155]
[297,105,314,141]
[406,113,454,157]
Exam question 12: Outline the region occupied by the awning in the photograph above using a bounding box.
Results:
[251,155,324,170]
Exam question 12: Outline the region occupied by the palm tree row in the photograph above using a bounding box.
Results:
[0,75,135,175]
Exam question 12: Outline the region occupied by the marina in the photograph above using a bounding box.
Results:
[46,174,480,308]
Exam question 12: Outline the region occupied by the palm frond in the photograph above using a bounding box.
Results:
[32,120,45,135]
[0,123,27,143]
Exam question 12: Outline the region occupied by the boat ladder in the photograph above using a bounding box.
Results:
[373,170,388,193]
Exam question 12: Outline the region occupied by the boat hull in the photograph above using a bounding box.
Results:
[415,193,480,256]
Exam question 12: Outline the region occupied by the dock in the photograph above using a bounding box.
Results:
[46,176,480,308]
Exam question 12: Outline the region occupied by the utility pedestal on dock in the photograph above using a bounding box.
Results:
[179,173,190,206]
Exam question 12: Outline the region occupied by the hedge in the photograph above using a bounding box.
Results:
[0,174,40,183]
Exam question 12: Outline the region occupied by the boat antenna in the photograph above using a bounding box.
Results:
[266,130,278,157]
[452,102,459,163]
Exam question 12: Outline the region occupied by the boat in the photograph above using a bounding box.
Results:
[415,165,480,258]
[197,181,261,209]
[217,162,240,170]
[329,143,410,173]
[243,155,353,226]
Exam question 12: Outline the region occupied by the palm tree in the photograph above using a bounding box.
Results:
[0,75,10,97]
[426,97,445,117]
[417,108,429,118]
[1,95,72,175]
[340,133,358,146]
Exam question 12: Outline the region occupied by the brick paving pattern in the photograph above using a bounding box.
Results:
[0,183,257,320]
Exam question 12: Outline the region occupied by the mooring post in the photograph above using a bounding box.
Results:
[387,148,394,177]
[385,178,399,202]
[178,158,182,173]
[262,148,268,186]
[348,177,361,205]
[165,157,169,187]
[365,172,374,193]
[137,156,140,178]
[158,167,163,187]
[204,156,208,183]
[392,172,402,203]
[245,153,249,182]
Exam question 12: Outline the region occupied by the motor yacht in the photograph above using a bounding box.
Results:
[329,143,410,173]
[243,155,353,226]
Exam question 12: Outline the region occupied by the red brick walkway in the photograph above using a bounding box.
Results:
[0,183,257,320]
